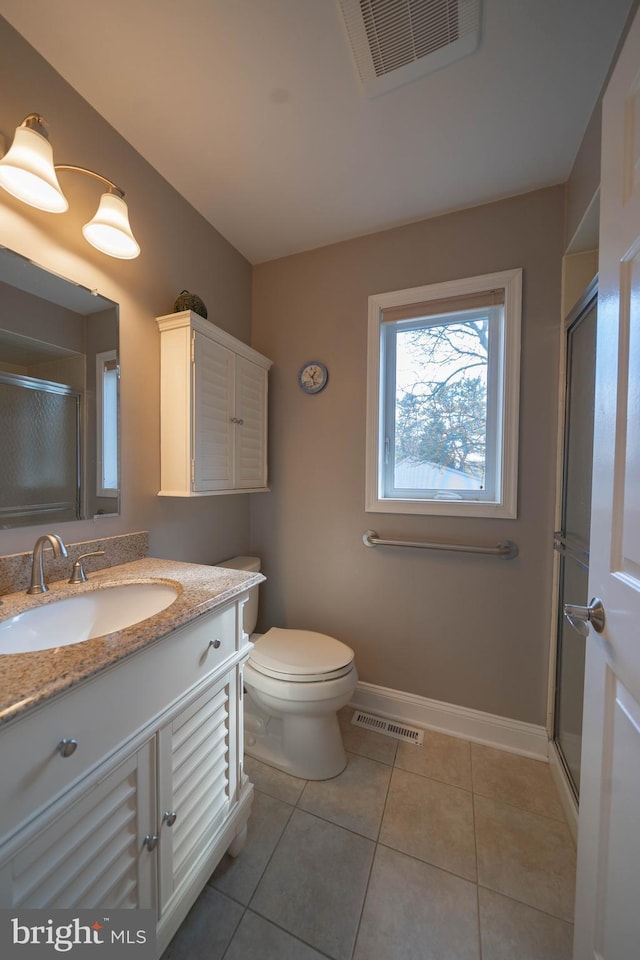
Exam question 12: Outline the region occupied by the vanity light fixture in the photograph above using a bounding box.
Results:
[0,114,140,260]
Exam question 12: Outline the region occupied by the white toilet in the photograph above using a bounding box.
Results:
[218,556,358,779]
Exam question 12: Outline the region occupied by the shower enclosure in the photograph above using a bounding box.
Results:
[0,372,81,526]
[552,279,597,799]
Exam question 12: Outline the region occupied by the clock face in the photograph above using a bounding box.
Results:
[298,361,328,394]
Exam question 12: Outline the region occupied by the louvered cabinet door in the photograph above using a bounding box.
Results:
[234,356,268,489]
[157,311,272,496]
[1,742,156,910]
[157,671,238,913]
[192,332,234,491]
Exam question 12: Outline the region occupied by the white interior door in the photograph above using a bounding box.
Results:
[572,9,640,958]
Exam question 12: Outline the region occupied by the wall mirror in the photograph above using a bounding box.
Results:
[0,245,119,528]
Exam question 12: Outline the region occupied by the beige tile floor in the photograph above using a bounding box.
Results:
[163,708,576,960]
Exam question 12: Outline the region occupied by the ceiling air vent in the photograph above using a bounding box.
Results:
[337,0,481,97]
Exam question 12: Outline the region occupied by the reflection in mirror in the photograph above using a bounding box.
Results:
[0,246,119,528]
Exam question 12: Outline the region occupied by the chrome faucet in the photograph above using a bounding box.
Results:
[27,534,68,595]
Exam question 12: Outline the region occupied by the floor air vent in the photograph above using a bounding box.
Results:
[337,0,482,98]
[351,711,424,745]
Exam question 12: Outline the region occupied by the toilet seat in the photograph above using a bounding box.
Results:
[248,627,354,683]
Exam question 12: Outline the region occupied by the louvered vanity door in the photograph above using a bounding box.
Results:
[234,355,268,489]
[2,741,156,910]
[192,331,234,491]
[157,671,237,913]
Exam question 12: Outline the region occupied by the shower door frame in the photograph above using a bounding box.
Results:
[546,275,598,836]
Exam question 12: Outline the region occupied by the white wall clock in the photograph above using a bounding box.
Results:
[298,361,328,394]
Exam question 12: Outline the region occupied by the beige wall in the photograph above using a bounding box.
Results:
[1,14,566,726]
[0,17,252,564]
[0,281,86,353]
[252,186,565,725]
[564,105,602,251]
[564,0,639,251]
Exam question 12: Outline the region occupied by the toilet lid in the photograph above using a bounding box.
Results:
[249,627,354,682]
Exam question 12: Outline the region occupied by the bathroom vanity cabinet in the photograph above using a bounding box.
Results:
[156,310,273,496]
[0,595,253,957]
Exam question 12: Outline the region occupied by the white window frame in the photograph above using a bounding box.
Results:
[365,269,522,518]
[96,349,119,499]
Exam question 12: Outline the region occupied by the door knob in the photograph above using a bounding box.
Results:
[563,597,605,636]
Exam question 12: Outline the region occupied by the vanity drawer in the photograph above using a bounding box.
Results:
[0,600,241,844]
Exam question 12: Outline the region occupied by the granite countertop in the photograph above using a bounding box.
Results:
[0,557,264,729]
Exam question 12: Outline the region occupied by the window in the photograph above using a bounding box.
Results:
[366,269,522,517]
[96,350,119,498]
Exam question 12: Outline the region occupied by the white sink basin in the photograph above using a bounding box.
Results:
[0,582,179,655]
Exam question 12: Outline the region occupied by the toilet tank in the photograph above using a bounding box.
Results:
[217,556,261,635]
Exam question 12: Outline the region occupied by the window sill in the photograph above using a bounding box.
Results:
[365,495,517,519]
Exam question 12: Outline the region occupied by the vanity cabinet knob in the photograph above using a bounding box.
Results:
[143,834,159,851]
[57,738,78,758]
[163,811,177,827]
[209,638,221,649]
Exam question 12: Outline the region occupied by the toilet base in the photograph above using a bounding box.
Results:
[243,693,348,780]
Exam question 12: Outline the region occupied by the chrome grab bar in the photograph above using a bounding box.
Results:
[362,530,518,559]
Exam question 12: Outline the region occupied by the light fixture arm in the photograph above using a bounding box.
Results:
[54,165,125,199]
[10,116,125,197]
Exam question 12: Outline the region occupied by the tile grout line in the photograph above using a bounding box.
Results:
[221,725,573,956]
[219,788,340,959]
[395,754,568,823]
[475,881,576,926]
[218,899,247,960]
[245,779,353,960]
[470,746,484,960]
[472,792,570,824]
[347,740,398,959]
[237,907,339,960]
[213,786,298,906]
[470,744,575,930]
[250,785,299,903]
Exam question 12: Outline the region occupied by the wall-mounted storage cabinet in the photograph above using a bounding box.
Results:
[156,311,273,496]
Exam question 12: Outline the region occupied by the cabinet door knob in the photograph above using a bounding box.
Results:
[143,834,159,851]
[230,417,244,425]
[163,811,178,827]
[209,638,221,649]
[57,738,78,757]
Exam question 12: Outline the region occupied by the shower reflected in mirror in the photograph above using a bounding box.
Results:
[0,246,119,528]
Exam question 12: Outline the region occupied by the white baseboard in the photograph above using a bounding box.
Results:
[350,681,549,761]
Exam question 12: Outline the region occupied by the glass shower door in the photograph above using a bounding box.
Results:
[0,373,81,526]
[553,284,597,799]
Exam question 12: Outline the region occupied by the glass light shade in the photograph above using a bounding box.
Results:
[0,124,68,212]
[82,192,140,259]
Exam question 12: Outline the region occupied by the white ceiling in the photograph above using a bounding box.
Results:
[0,0,633,263]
